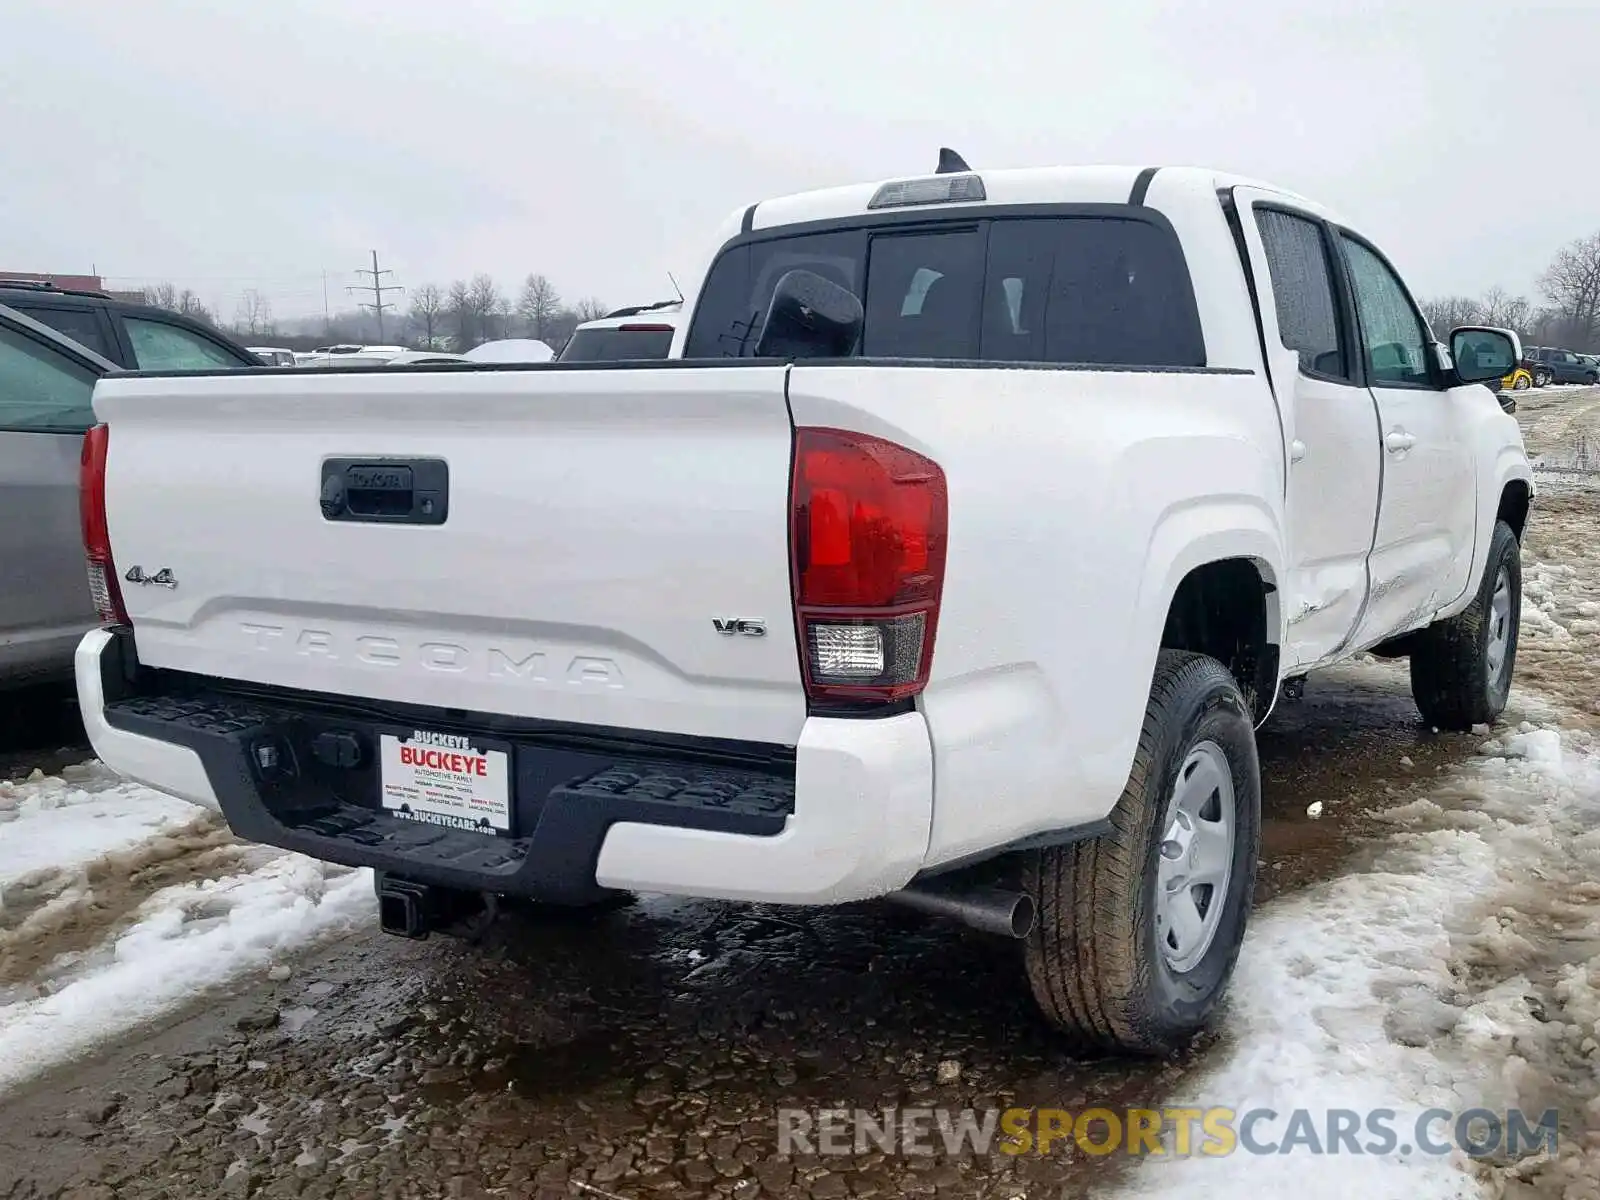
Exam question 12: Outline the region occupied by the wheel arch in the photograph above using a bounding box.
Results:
[1135,502,1285,724]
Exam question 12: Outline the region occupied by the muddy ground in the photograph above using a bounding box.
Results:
[0,387,1595,1200]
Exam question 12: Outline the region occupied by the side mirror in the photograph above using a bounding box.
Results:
[1449,325,1517,385]
[754,269,863,359]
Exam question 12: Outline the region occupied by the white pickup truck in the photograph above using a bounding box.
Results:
[75,161,1532,1054]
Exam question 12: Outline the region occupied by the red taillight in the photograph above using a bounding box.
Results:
[617,323,676,332]
[789,428,947,704]
[80,423,128,625]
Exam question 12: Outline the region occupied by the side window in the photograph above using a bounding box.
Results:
[124,318,247,371]
[0,324,97,431]
[1339,236,1433,387]
[11,305,113,360]
[1254,209,1346,379]
[862,229,983,358]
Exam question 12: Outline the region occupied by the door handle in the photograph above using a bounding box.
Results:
[1384,430,1416,454]
[1289,439,1307,464]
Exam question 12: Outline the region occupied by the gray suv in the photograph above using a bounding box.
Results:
[1527,345,1600,385]
[0,305,118,686]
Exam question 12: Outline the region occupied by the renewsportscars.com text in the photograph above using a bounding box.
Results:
[777,1106,1560,1159]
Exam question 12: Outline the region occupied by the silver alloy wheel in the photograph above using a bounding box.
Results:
[1155,740,1236,974]
[1486,566,1513,684]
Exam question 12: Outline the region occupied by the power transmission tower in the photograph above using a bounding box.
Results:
[347,250,403,341]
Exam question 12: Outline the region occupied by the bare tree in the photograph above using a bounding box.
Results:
[176,289,216,326]
[468,274,502,340]
[234,289,274,337]
[517,273,561,341]
[447,280,475,351]
[142,282,180,311]
[540,305,584,355]
[574,297,609,323]
[494,294,518,340]
[409,283,445,349]
[1537,232,1600,347]
[1420,296,1484,335]
[1480,287,1532,333]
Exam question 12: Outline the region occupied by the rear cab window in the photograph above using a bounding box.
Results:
[683,211,1205,367]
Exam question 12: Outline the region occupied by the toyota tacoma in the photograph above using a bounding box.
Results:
[75,159,1533,1053]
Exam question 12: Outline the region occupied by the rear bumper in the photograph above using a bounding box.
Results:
[75,628,932,905]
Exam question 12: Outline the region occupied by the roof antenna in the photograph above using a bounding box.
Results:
[937,147,971,174]
[667,271,685,303]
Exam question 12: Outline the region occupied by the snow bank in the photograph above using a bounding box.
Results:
[0,760,375,1095]
[1120,726,1600,1200]
[0,763,202,890]
[0,854,372,1092]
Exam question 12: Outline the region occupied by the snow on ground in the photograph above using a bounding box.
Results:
[1123,393,1600,1200]
[0,763,202,890]
[1119,722,1600,1200]
[0,764,373,1093]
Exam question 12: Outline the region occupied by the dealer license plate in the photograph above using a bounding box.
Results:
[379,730,511,834]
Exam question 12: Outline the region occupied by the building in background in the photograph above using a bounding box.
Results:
[0,269,145,303]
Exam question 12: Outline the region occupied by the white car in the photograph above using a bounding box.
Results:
[246,346,296,368]
[382,350,471,366]
[461,339,554,364]
[74,160,1531,1053]
[557,303,683,362]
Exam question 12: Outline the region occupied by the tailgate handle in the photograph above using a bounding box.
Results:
[320,458,449,525]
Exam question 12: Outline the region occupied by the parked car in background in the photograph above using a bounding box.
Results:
[295,345,413,368]
[383,350,471,366]
[0,304,117,687]
[249,347,297,367]
[557,302,684,362]
[1502,362,1533,390]
[1527,346,1599,385]
[462,338,555,363]
[0,280,261,370]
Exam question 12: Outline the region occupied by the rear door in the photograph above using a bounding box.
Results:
[1231,188,1380,669]
[1335,231,1478,646]
[95,364,807,744]
[0,317,100,678]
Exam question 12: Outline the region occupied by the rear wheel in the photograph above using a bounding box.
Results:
[1409,520,1521,730]
[1022,651,1260,1054]
[1514,374,1530,391]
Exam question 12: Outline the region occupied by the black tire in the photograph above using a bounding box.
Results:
[1022,651,1260,1055]
[1409,520,1521,731]
[1514,375,1530,391]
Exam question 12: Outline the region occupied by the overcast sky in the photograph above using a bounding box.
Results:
[4,0,1595,322]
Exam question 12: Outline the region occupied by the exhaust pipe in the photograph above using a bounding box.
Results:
[885,882,1036,939]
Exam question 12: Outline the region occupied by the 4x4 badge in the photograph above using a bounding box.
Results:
[125,566,178,589]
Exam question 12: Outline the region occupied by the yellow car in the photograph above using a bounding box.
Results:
[1502,366,1533,391]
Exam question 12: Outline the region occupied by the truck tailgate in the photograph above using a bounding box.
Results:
[92,365,807,745]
